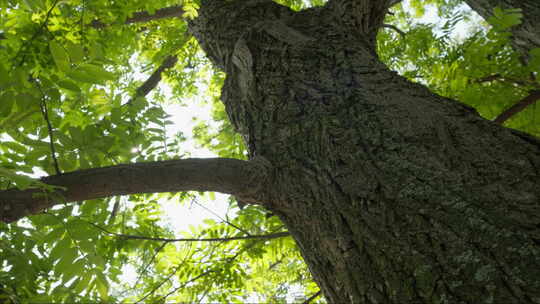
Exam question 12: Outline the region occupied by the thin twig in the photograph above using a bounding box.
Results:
[192,198,252,236]
[195,285,212,304]
[494,90,540,124]
[269,259,282,270]
[382,24,406,38]
[132,241,170,288]
[88,221,290,242]
[155,268,215,303]
[155,235,263,303]
[39,100,61,175]
[302,290,322,304]
[135,243,196,303]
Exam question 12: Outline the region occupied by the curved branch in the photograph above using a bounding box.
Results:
[136,55,178,96]
[382,23,406,38]
[0,158,270,223]
[91,5,185,29]
[494,90,540,124]
[125,54,179,106]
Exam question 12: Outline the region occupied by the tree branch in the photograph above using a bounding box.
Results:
[474,73,539,88]
[0,158,270,223]
[125,54,179,106]
[137,55,178,96]
[493,90,540,124]
[130,240,168,294]
[90,5,185,29]
[382,23,406,38]
[302,290,322,304]
[192,198,252,236]
[88,221,290,242]
[39,100,61,175]
[0,6,184,39]
[153,233,265,303]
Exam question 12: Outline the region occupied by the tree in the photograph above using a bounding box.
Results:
[0,0,539,303]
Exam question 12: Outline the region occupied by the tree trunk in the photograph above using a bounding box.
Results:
[189,0,540,303]
[463,0,540,58]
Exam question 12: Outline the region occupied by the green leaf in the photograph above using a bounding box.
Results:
[57,79,81,93]
[22,0,45,11]
[0,95,14,118]
[31,213,62,226]
[94,270,109,300]
[68,70,98,84]
[49,237,72,262]
[0,63,10,87]
[0,168,37,189]
[73,272,92,294]
[50,41,71,72]
[528,48,540,73]
[87,253,106,269]
[67,43,85,64]
[68,64,115,84]
[66,219,94,240]
[15,93,39,110]
[54,246,78,276]
[79,64,115,81]
[43,226,65,243]
[62,258,85,283]
[489,7,523,31]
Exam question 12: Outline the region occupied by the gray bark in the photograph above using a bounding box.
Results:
[0,158,269,223]
[190,0,540,303]
[463,0,540,58]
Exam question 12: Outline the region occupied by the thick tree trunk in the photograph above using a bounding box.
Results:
[463,0,540,58]
[189,0,540,303]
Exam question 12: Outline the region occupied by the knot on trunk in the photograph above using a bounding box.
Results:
[235,156,273,207]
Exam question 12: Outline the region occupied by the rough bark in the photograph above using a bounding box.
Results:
[463,0,540,58]
[189,0,540,303]
[0,158,269,223]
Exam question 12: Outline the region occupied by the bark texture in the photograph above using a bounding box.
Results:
[463,0,540,58]
[189,0,540,303]
[0,158,269,223]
